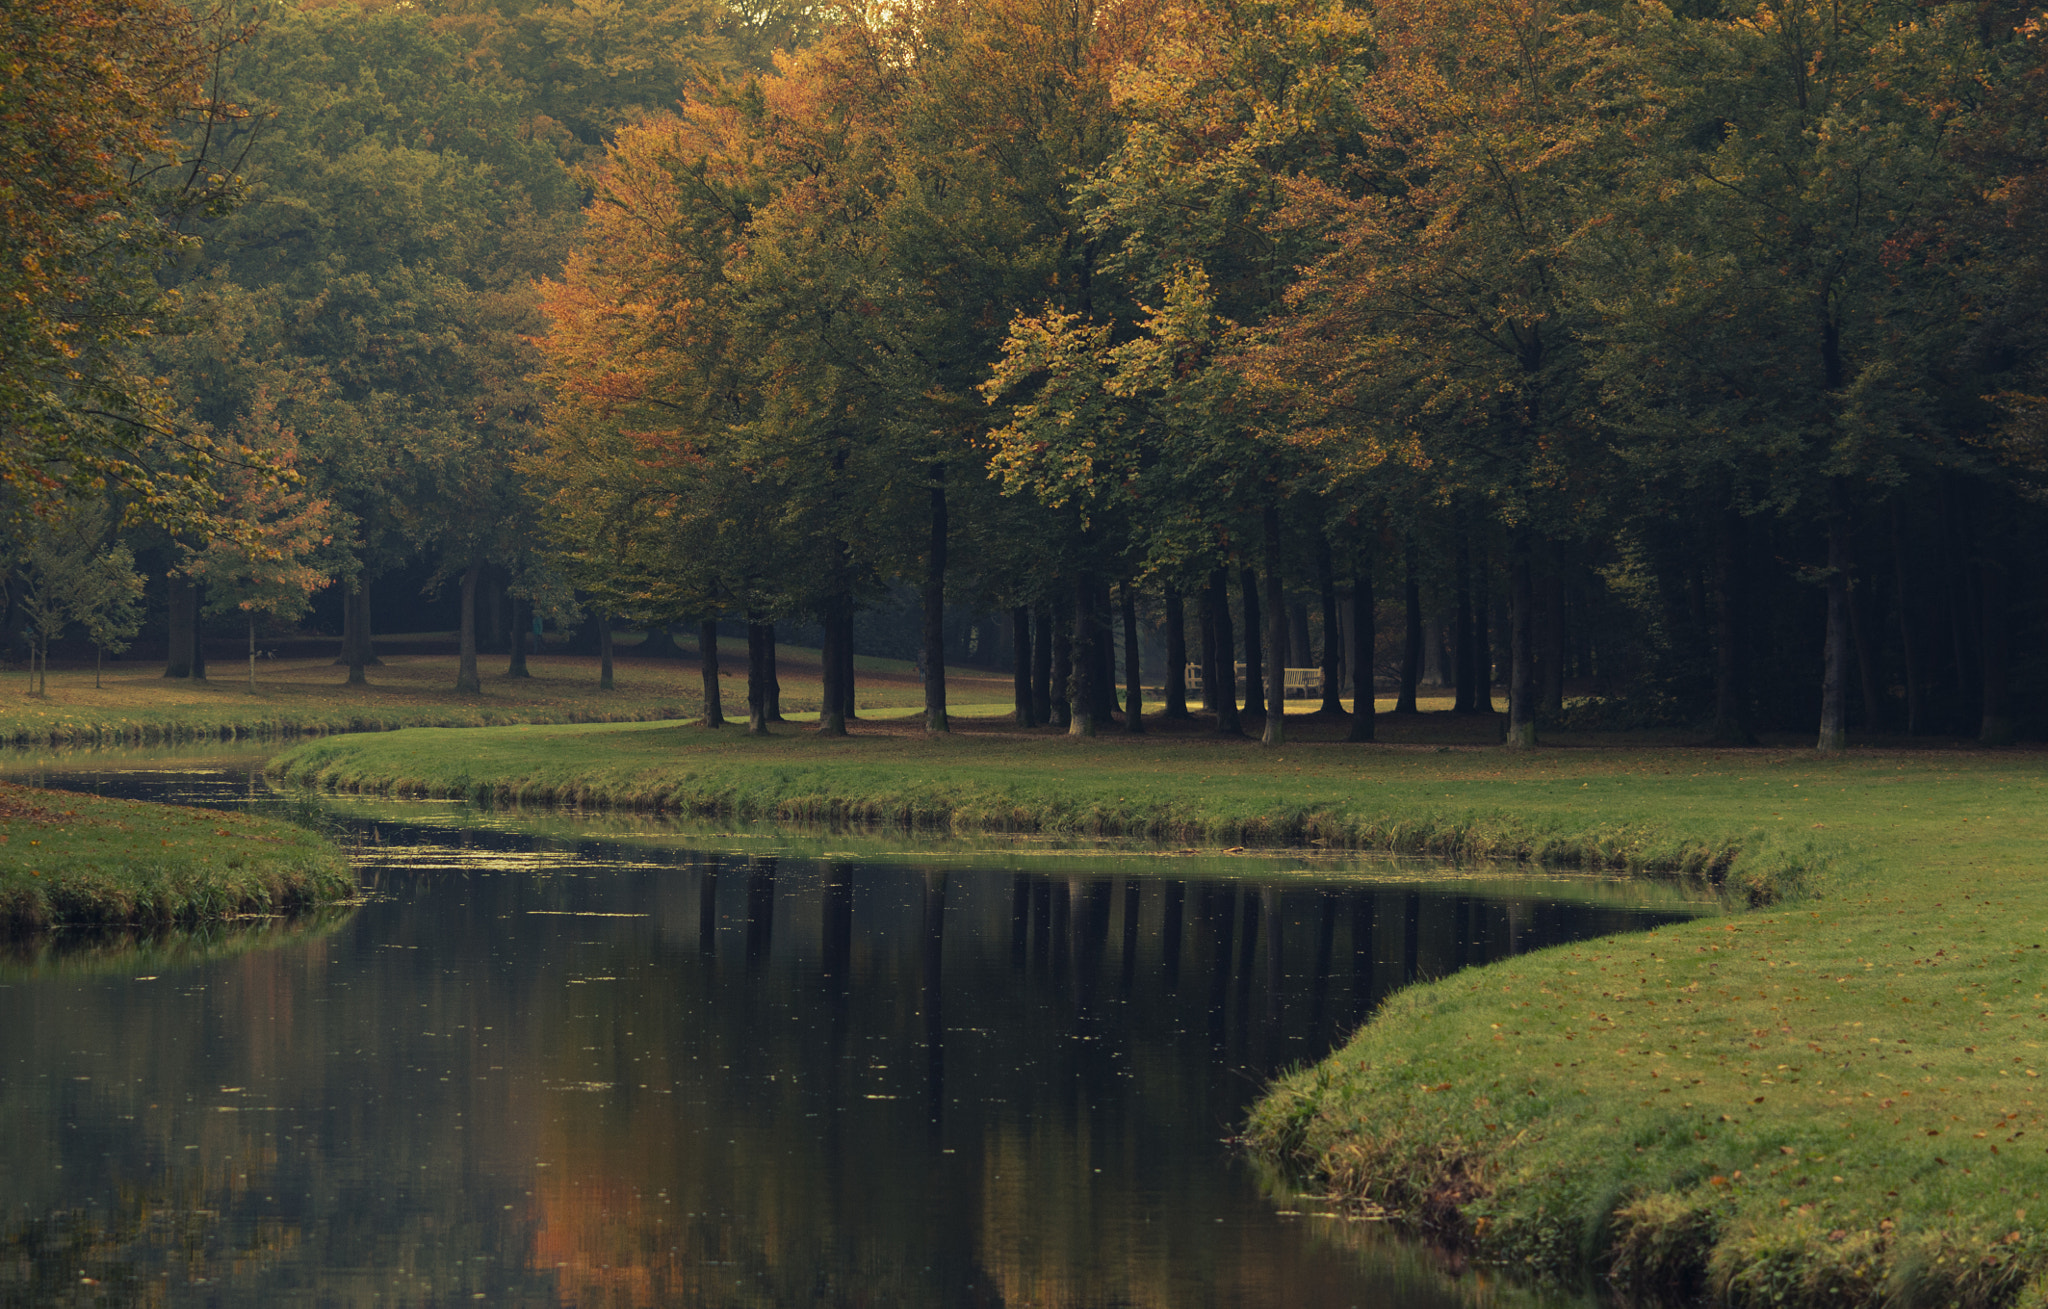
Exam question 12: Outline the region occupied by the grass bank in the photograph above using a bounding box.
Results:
[268,713,2048,1306]
[0,782,355,932]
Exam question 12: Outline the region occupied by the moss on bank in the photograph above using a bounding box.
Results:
[267,714,2048,1308]
[0,782,355,932]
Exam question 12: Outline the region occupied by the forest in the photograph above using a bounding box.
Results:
[4,0,2046,750]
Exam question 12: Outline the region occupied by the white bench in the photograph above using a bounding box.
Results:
[1186,664,1324,697]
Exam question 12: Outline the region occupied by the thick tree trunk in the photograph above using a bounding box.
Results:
[1011,605,1034,725]
[1049,597,1072,730]
[1347,565,1376,742]
[1068,575,1096,737]
[838,608,857,721]
[483,573,505,654]
[164,574,195,679]
[1261,507,1287,748]
[1980,553,2013,745]
[1290,601,1312,686]
[923,466,948,733]
[1453,535,1476,713]
[764,625,783,720]
[1507,538,1536,749]
[1031,602,1053,725]
[699,620,723,726]
[1120,580,1143,733]
[598,614,614,691]
[1817,513,1850,753]
[1398,540,1422,714]
[1210,569,1241,735]
[1091,575,1117,726]
[507,594,532,678]
[1198,587,1216,713]
[746,617,770,734]
[1316,537,1344,716]
[1163,584,1189,719]
[456,561,481,693]
[1891,504,1923,736]
[819,591,847,737]
[1240,568,1265,722]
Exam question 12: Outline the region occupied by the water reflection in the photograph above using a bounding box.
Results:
[0,768,1701,1307]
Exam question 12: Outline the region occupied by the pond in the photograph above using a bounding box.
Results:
[0,751,1715,1307]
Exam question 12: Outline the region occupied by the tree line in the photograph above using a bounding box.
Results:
[2,0,2044,746]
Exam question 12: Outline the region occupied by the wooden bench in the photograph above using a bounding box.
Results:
[1186,665,1325,698]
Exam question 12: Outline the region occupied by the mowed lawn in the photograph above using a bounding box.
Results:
[270,712,2048,1305]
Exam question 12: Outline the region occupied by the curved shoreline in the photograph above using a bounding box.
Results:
[0,782,355,933]
[267,720,2048,1308]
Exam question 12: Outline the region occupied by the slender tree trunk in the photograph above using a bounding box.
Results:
[1980,552,2013,745]
[764,625,783,720]
[1817,511,1850,753]
[1049,596,1072,730]
[1712,511,1752,744]
[1398,539,1422,714]
[1507,538,1536,749]
[1031,602,1053,725]
[1068,574,1096,737]
[1240,568,1265,722]
[1316,537,1344,716]
[247,613,257,694]
[923,465,948,733]
[164,573,194,678]
[456,561,481,693]
[1011,605,1034,726]
[1210,569,1241,735]
[1348,564,1376,742]
[1163,584,1189,719]
[746,616,769,735]
[507,594,532,678]
[1891,504,1923,736]
[1453,534,1476,713]
[1120,580,1143,733]
[1261,507,1287,748]
[598,614,614,691]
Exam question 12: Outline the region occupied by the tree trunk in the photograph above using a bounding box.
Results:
[1848,563,1883,733]
[1316,537,1344,716]
[247,612,257,694]
[1290,601,1312,685]
[1068,574,1096,737]
[747,617,770,735]
[1011,605,1034,725]
[1539,563,1565,716]
[164,573,194,679]
[1031,602,1053,725]
[1261,507,1287,748]
[819,591,846,737]
[1120,580,1143,733]
[1239,568,1265,722]
[1198,586,1217,713]
[922,465,948,733]
[1091,575,1117,726]
[346,580,369,684]
[1891,503,1923,736]
[1347,564,1376,742]
[1453,534,1476,713]
[1507,538,1536,749]
[190,582,205,679]
[507,593,532,678]
[1711,511,1752,744]
[838,607,857,721]
[764,625,783,720]
[1980,552,2013,745]
[598,614,614,691]
[456,561,481,693]
[1049,596,1072,730]
[1817,512,1850,753]
[1210,569,1241,735]
[1163,584,1189,719]
[1398,540,1422,714]
[483,572,505,654]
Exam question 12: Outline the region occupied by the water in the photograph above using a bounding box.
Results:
[0,753,1714,1307]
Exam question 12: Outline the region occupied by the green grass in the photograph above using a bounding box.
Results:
[0,781,355,931]
[266,711,2048,1307]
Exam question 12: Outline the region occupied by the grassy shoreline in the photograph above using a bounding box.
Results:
[267,713,2048,1307]
[0,781,355,932]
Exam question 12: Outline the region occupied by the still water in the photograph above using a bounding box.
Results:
[0,756,1713,1307]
